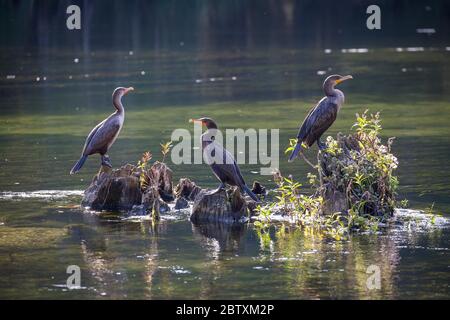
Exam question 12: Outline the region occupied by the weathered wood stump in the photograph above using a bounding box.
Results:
[82,164,141,211]
[81,162,174,217]
[190,187,254,223]
[251,181,266,196]
[148,161,174,202]
[174,178,202,201]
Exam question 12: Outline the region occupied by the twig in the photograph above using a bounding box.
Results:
[300,152,317,170]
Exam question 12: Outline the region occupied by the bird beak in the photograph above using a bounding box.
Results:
[189,118,203,125]
[124,87,134,95]
[335,75,353,85]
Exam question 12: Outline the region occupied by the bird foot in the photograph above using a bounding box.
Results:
[317,142,327,151]
[208,184,225,195]
[101,156,113,168]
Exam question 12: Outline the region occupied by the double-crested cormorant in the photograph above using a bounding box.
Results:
[288,74,352,162]
[70,87,134,174]
[190,117,259,202]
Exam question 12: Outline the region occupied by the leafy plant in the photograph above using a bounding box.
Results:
[137,151,152,190]
[256,111,402,240]
[160,140,173,163]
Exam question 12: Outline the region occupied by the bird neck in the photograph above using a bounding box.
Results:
[323,82,338,97]
[113,94,125,113]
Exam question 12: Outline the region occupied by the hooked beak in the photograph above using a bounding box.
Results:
[335,75,353,85]
[123,87,134,95]
[189,118,203,125]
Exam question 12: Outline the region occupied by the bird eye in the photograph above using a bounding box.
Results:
[211,136,215,140]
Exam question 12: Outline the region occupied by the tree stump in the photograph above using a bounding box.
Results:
[148,161,174,202]
[174,178,202,201]
[190,187,251,223]
[82,162,174,217]
[82,164,142,211]
[317,132,397,216]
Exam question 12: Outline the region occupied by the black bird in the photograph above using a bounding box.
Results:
[70,87,134,174]
[288,74,352,162]
[190,117,259,202]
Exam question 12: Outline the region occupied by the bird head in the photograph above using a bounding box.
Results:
[324,74,353,88]
[189,117,218,129]
[112,87,134,99]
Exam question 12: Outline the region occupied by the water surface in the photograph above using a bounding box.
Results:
[0,47,449,299]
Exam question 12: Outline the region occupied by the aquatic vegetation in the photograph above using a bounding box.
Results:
[257,111,400,239]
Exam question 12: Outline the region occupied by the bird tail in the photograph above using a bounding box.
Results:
[288,142,303,163]
[70,155,88,175]
[242,184,259,202]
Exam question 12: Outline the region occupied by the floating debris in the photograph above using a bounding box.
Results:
[324,49,332,54]
[231,76,237,80]
[36,77,40,82]
[401,68,407,72]
[6,75,15,80]
[140,71,146,76]
[128,50,134,56]
[195,79,202,83]
[74,58,79,63]
[317,70,327,76]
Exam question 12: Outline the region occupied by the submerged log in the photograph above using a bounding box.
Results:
[190,187,254,223]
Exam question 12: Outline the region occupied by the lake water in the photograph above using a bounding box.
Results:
[0,47,449,299]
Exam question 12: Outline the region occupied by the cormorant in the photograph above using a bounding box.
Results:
[288,74,352,162]
[190,117,259,202]
[70,87,134,174]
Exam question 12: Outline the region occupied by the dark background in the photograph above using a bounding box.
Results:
[1,0,449,52]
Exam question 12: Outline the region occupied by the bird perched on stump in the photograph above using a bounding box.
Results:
[289,75,352,162]
[70,87,134,174]
[190,117,259,202]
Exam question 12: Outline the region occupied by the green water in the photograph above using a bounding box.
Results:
[0,48,449,299]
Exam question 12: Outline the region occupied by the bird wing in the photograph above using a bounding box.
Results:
[296,97,325,142]
[209,142,247,187]
[296,97,338,146]
[304,99,338,146]
[82,115,121,155]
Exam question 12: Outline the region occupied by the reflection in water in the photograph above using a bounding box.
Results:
[191,222,247,299]
[192,222,246,259]
[0,197,447,299]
